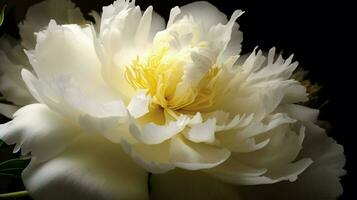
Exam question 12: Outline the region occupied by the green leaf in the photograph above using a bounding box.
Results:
[0,158,30,177]
[0,167,25,178]
[0,140,3,148]
[0,5,6,27]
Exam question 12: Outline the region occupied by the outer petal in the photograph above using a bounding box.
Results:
[209,124,312,185]
[0,104,79,162]
[0,36,35,106]
[23,135,149,200]
[238,122,346,200]
[215,48,308,118]
[173,1,228,29]
[19,0,85,49]
[150,170,240,200]
[21,69,125,122]
[27,21,106,94]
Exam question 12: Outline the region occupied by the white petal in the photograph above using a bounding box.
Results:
[99,1,165,100]
[150,170,240,200]
[0,36,35,105]
[78,115,136,144]
[175,2,228,30]
[167,6,181,27]
[217,49,307,117]
[282,84,308,103]
[19,0,85,49]
[247,48,298,83]
[215,113,254,132]
[218,113,296,147]
[23,135,149,200]
[210,125,313,185]
[208,156,312,186]
[122,140,175,173]
[238,122,345,199]
[169,135,231,170]
[208,10,244,60]
[186,118,216,143]
[22,69,124,120]
[28,21,105,94]
[282,104,319,122]
[127,90,150,118]
[0,104,79,162]
[129,115,190,145]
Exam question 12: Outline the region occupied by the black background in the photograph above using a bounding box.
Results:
[0,0,354,199]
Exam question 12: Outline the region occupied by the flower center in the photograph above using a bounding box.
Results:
[125,48,220,114]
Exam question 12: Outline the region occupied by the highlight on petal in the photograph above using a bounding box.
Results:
[19,0,85,49]
[0,104,79,162]
[23,135,149,200]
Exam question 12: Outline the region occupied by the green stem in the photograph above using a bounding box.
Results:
[0,190,29,198]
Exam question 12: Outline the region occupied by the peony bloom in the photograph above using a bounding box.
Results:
[0,0,346,199]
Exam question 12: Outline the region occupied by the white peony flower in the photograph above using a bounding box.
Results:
[0,0,346,199]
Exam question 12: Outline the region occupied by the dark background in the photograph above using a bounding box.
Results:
[0,0,354,199]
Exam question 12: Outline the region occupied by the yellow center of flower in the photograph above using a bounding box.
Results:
[125,48,220,115]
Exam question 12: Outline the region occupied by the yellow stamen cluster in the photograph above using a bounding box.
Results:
[125,48,220,114]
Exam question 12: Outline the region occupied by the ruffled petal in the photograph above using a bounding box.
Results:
[209,124,313,185]
[0,104,79,162]
[26,21,106,94]
[23,135,149,200]
[217,113,296,152]
[238,122,345,200]
[19,0,85,49]
[129,115,190,145]
[150,170,239,200]
[215,48,308,118]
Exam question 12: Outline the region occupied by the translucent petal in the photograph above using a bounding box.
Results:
[19,0,85,49]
